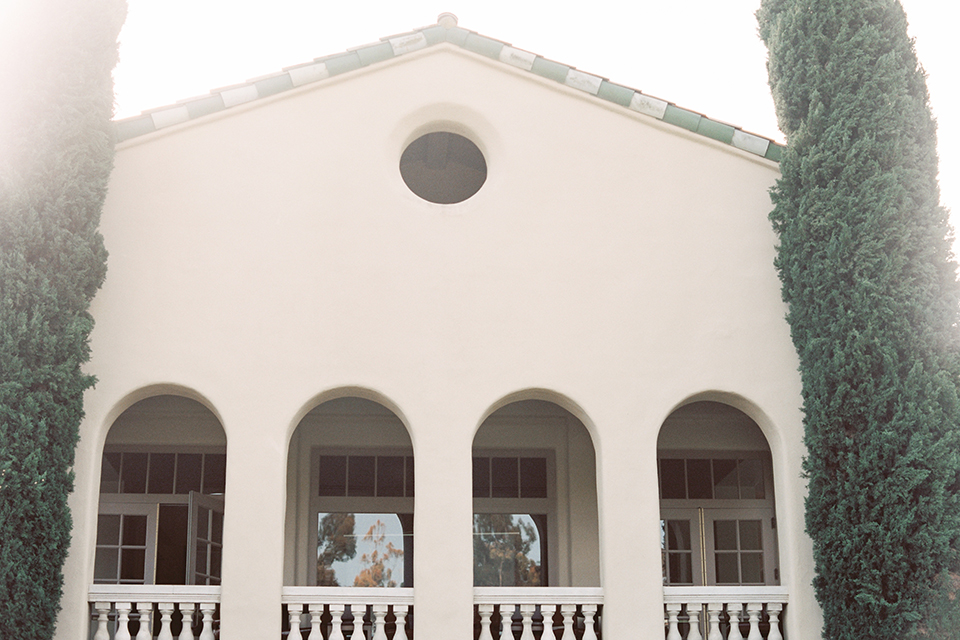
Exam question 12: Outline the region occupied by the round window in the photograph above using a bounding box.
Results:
[399,132,487,204]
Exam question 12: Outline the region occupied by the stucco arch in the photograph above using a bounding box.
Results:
[471,389,601,588]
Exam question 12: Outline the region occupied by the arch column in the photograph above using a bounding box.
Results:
[218,403,288,639]
[411,409,475,640]
[595,413,665,637]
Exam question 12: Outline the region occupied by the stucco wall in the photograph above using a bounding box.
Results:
[61,45,815,639]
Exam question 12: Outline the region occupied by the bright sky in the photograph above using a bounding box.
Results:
[2,0,958,237]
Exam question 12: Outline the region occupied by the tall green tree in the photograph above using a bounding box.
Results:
[0,1,125,637]
[757,1,960,637]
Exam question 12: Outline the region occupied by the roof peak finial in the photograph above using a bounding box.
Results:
[437,12,458,28]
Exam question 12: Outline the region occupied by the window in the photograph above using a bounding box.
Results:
[658,453,779,586]
[312,452,414,587]
[95,449,225,586]
[473,454,551,586]
[399,131,487,204]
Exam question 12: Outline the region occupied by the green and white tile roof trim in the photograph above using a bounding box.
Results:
[113,13,783,162]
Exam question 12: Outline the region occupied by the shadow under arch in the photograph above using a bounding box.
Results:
[656,392,783,588]
[473,387,600,448]
[472,390,601,588]
[283,388,415,592]
[98,383,226,452]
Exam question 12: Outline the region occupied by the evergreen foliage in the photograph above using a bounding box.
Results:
[757,0,960,637]
[0,1,125,637]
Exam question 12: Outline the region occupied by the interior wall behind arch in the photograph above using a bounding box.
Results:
[105,395,226,446]
[657,401,769,451]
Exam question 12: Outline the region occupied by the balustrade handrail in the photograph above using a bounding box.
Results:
[281,586,415,606]
[88,584,221,603]
[662,585,788,604]
[473,586,604,605]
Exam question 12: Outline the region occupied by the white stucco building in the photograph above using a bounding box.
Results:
[63,14,820,640]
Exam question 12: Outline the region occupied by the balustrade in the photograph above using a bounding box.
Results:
[663,587,787,640]
[474,587,603,640]
[281,587,414,639]
[88,585,220,640]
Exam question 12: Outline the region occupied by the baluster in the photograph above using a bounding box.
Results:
[478,604,495,640]
[581,604,598,640]
[177,604,195,640]
[371,603,388,640]
[115,602,133,640]
[157,603,175,640]
[304,603,322,640]
[686,603,703,640]
[135,603,153,640]
[286,604,303,640]
[706,603,723,640]
[559,604,576,640]
[328,603,345,640]
[664,603,682,640]
[766,604,784,640]
[92,602,112,640]
[198,604,216,640]
[745,603,762,640]
[518,604,536,640]
[393,605,409,640]
[726,604,745,640]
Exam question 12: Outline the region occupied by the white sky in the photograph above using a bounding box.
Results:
[2,0,958,239]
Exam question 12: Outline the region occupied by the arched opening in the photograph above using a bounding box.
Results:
[472,399,600,588]
[285,397,414,588]
[657,401,780,587]
[96,394,227,586]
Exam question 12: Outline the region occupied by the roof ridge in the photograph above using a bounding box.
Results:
[112,15,783,162]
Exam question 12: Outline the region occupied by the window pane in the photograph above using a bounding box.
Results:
[669,552,693,584]
[121,453,147,493]
[712,459,738,499]
[120,548,145,581]
[659,459,686,499]
[94,548,119,582]
[473,513,542,586]
[687,459,712,499]
[739,520,762,550]
[195,542,208,575]
[122,515,147,546]
[472,457,489,498]
[666,520,691,551]
[197,507,210,541]
[317,513,408,587]
[176,454,202,494]
[377,456,405,497]
[100,453,122,493]
[491,458,518,498]
[347,456,375,497]
[148,453,175,494]
[210,545,222,579]
[713,520,737,550]
[319,456,347,496]
[203,453,227,495]
[97,514,121,545]
[715,553,739,584]
[739,459,764,499]
[740,553,764,584]
[211,510,223,543]
[519,458,547,498]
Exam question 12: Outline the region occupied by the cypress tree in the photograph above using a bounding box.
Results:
[0,1,125,637]
[757,0,960,637]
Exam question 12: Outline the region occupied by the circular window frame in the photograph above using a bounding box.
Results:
[399,130,487,204]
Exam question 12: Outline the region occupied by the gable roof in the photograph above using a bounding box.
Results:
[113,13,783,162]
